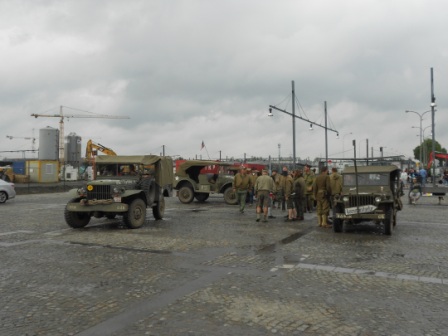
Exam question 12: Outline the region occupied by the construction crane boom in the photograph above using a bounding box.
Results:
[6,135,37,152]
[31,105,130,161]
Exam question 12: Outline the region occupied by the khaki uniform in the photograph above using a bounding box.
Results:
[329,172,342,196]
[293,176,306,219]
[303,170,315,211]
[233,172,252,212]
[313,172,331,226]
[283,174,294,209]
[254,174,274,209]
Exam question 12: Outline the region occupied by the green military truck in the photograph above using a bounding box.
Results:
[64,155,173,229]
[332,165,403,235]
[173,160,237,205]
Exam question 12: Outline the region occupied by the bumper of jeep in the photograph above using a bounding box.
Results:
[335,213,385,220]
[66,202,129,212]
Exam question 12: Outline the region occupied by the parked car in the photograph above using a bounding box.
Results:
[0,179,16,203]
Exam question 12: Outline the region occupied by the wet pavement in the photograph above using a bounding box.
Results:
[1,191,448,335]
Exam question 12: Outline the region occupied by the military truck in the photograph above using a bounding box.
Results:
[332,165,403,235]
[174,160,237,205]
[64,155,173,229]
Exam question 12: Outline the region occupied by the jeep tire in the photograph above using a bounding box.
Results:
[123,198,146,229]
[332,206,343,233]
[223,187,238,205]
[383,207,393,236]
[194,193,209,202]
[152,194,165,220]
[64,198,91,228]
[178,186,194,204]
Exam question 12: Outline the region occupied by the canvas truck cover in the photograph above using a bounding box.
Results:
[176,160,233,178]
[95,155,173,186]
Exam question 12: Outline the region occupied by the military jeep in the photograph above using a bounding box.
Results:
[173,160,237,205]
[332,165,403,235]
[64,155,173,229]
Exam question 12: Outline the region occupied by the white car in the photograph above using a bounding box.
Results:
[0,179,16,203]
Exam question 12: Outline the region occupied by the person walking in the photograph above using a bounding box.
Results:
[293,169,306,221]
[254,169,274,222]
[313,166,332,228]
[248,169,259,205]
[232,167,252,213]
[283,168,295,222]
[271,169,280,209]
[278,166,288,211]
[328,167,342,224]
[303,164,315,212]
[419,167,427,189]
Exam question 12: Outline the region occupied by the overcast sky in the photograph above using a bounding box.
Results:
[1,0,447,164]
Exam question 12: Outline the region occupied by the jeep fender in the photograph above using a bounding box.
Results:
[219,183,233,194]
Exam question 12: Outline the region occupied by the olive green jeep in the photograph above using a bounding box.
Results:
[332,165,403,235]
[174,160,237,205]
[65,155,173,229]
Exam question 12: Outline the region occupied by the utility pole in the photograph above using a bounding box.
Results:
[366,139,369,165]
[291,81,297,168]
[324,101,328,166]
[430,67,436,187]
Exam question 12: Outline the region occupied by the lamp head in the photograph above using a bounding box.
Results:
[336,132,339,139]
[268,108,273,117]
[309,123,313,130]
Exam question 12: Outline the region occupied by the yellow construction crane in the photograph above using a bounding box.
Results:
[31,105,129,161]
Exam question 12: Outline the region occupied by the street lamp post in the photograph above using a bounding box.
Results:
[342,132,353,158]
[405,109,431,164]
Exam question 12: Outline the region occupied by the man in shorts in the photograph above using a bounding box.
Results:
[254,169,274,222]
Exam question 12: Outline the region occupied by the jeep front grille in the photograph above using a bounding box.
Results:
[348,195,375,207]
[87,185,112,200]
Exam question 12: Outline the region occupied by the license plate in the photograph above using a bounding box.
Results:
[345,205,377,215]
[113,197,121,202]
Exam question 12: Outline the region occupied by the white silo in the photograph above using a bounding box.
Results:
[38,127,59,161]
[65,132,82,167]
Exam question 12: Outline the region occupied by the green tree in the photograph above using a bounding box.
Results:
[413,139,447,165]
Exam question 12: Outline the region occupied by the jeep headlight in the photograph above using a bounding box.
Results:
[77,187,87,196]
[113,187,125,194]
[342,196,349,202]
[375,196,382,203]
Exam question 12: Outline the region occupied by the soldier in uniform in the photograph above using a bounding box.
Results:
[232,167,252,213]
[254,169,274,222]
[313,166,332,227]
[303,164,315,212]
[329,167,343,223]
[284,168,295,221]
[271,169,280,209]
[329,167,342,208]
[293,169,306,221]
[248,169,259,205]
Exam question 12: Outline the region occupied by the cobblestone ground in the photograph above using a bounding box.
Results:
[1,192,448,335]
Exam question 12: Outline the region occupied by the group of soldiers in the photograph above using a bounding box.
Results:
[232,165,343,227]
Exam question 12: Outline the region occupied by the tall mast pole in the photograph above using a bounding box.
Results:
[292,81,296,169]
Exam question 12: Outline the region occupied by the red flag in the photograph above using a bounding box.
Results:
[201,141,205,150]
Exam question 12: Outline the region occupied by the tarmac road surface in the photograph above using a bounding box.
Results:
[1,192,448,335]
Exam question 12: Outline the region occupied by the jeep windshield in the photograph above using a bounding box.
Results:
[343,173,389,186]
[95,163,144,178]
